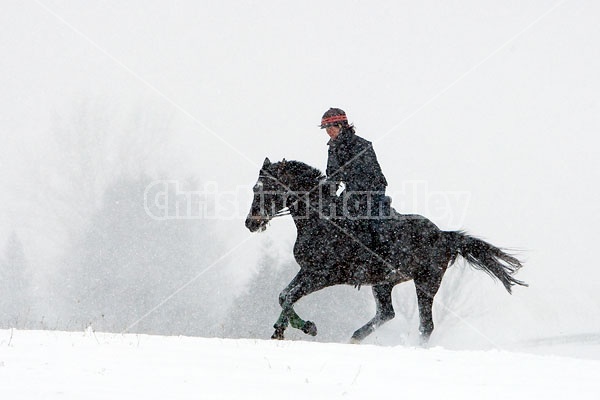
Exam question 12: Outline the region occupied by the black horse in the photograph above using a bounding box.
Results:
[245,158,527,343]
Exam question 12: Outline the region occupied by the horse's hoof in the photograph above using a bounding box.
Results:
[349,337,361,345]
[271,328,285,340]
[301,321,317,336]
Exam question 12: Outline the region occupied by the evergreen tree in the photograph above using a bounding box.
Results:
[58,175,225,335]
[0,231,30,328]
[222,243,296,339]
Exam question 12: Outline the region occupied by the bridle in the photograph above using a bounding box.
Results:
[257,173,307,220]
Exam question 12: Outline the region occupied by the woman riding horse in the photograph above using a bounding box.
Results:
[321,108,394,287]
[321,108,389,256]
[245,158,527,343]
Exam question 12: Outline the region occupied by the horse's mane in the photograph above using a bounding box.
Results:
[278,160,325,182]
[284,160,325,181]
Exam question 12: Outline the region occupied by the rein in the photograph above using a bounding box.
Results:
[273,208,291,218]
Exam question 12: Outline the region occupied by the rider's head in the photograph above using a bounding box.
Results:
[320,108,351,140]
[320,108,349,129]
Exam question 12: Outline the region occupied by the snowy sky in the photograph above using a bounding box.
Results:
[1,1,599,337]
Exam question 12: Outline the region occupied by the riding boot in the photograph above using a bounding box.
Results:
[369,196,398,282]
[354,220,379,289]
[369,217,390,260]
[368,192,391,254]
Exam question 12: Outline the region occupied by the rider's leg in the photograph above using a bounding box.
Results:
[369,192,390,257]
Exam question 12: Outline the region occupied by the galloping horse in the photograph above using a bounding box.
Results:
[245,158,527,343]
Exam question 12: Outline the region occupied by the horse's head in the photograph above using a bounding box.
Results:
[245,157,289,232]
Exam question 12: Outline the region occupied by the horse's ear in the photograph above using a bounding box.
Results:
[278,158,287,174]
[262,157,271,170]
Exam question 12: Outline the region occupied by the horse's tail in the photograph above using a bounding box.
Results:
[445,231,528,294]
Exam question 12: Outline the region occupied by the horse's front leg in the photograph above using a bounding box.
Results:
[271,311,288,340]
[272,307,316,340]
[271,272,300,339]
[271,270,324,340]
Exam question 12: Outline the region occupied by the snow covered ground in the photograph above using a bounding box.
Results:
[1,329,599,399]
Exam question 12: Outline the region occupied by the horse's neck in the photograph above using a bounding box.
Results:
[287,190,321,227]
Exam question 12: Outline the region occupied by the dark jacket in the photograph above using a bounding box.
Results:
[326,128,388,193]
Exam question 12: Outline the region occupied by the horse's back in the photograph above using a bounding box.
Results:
[389,209,440,235]
[388,209,445,256]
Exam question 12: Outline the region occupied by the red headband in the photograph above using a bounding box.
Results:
[321,115,348,126]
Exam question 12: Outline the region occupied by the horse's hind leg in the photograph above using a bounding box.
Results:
[350,283,395,343]
[414,263,446,345]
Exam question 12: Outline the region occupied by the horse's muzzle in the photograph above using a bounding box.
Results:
[245,215,268,232]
